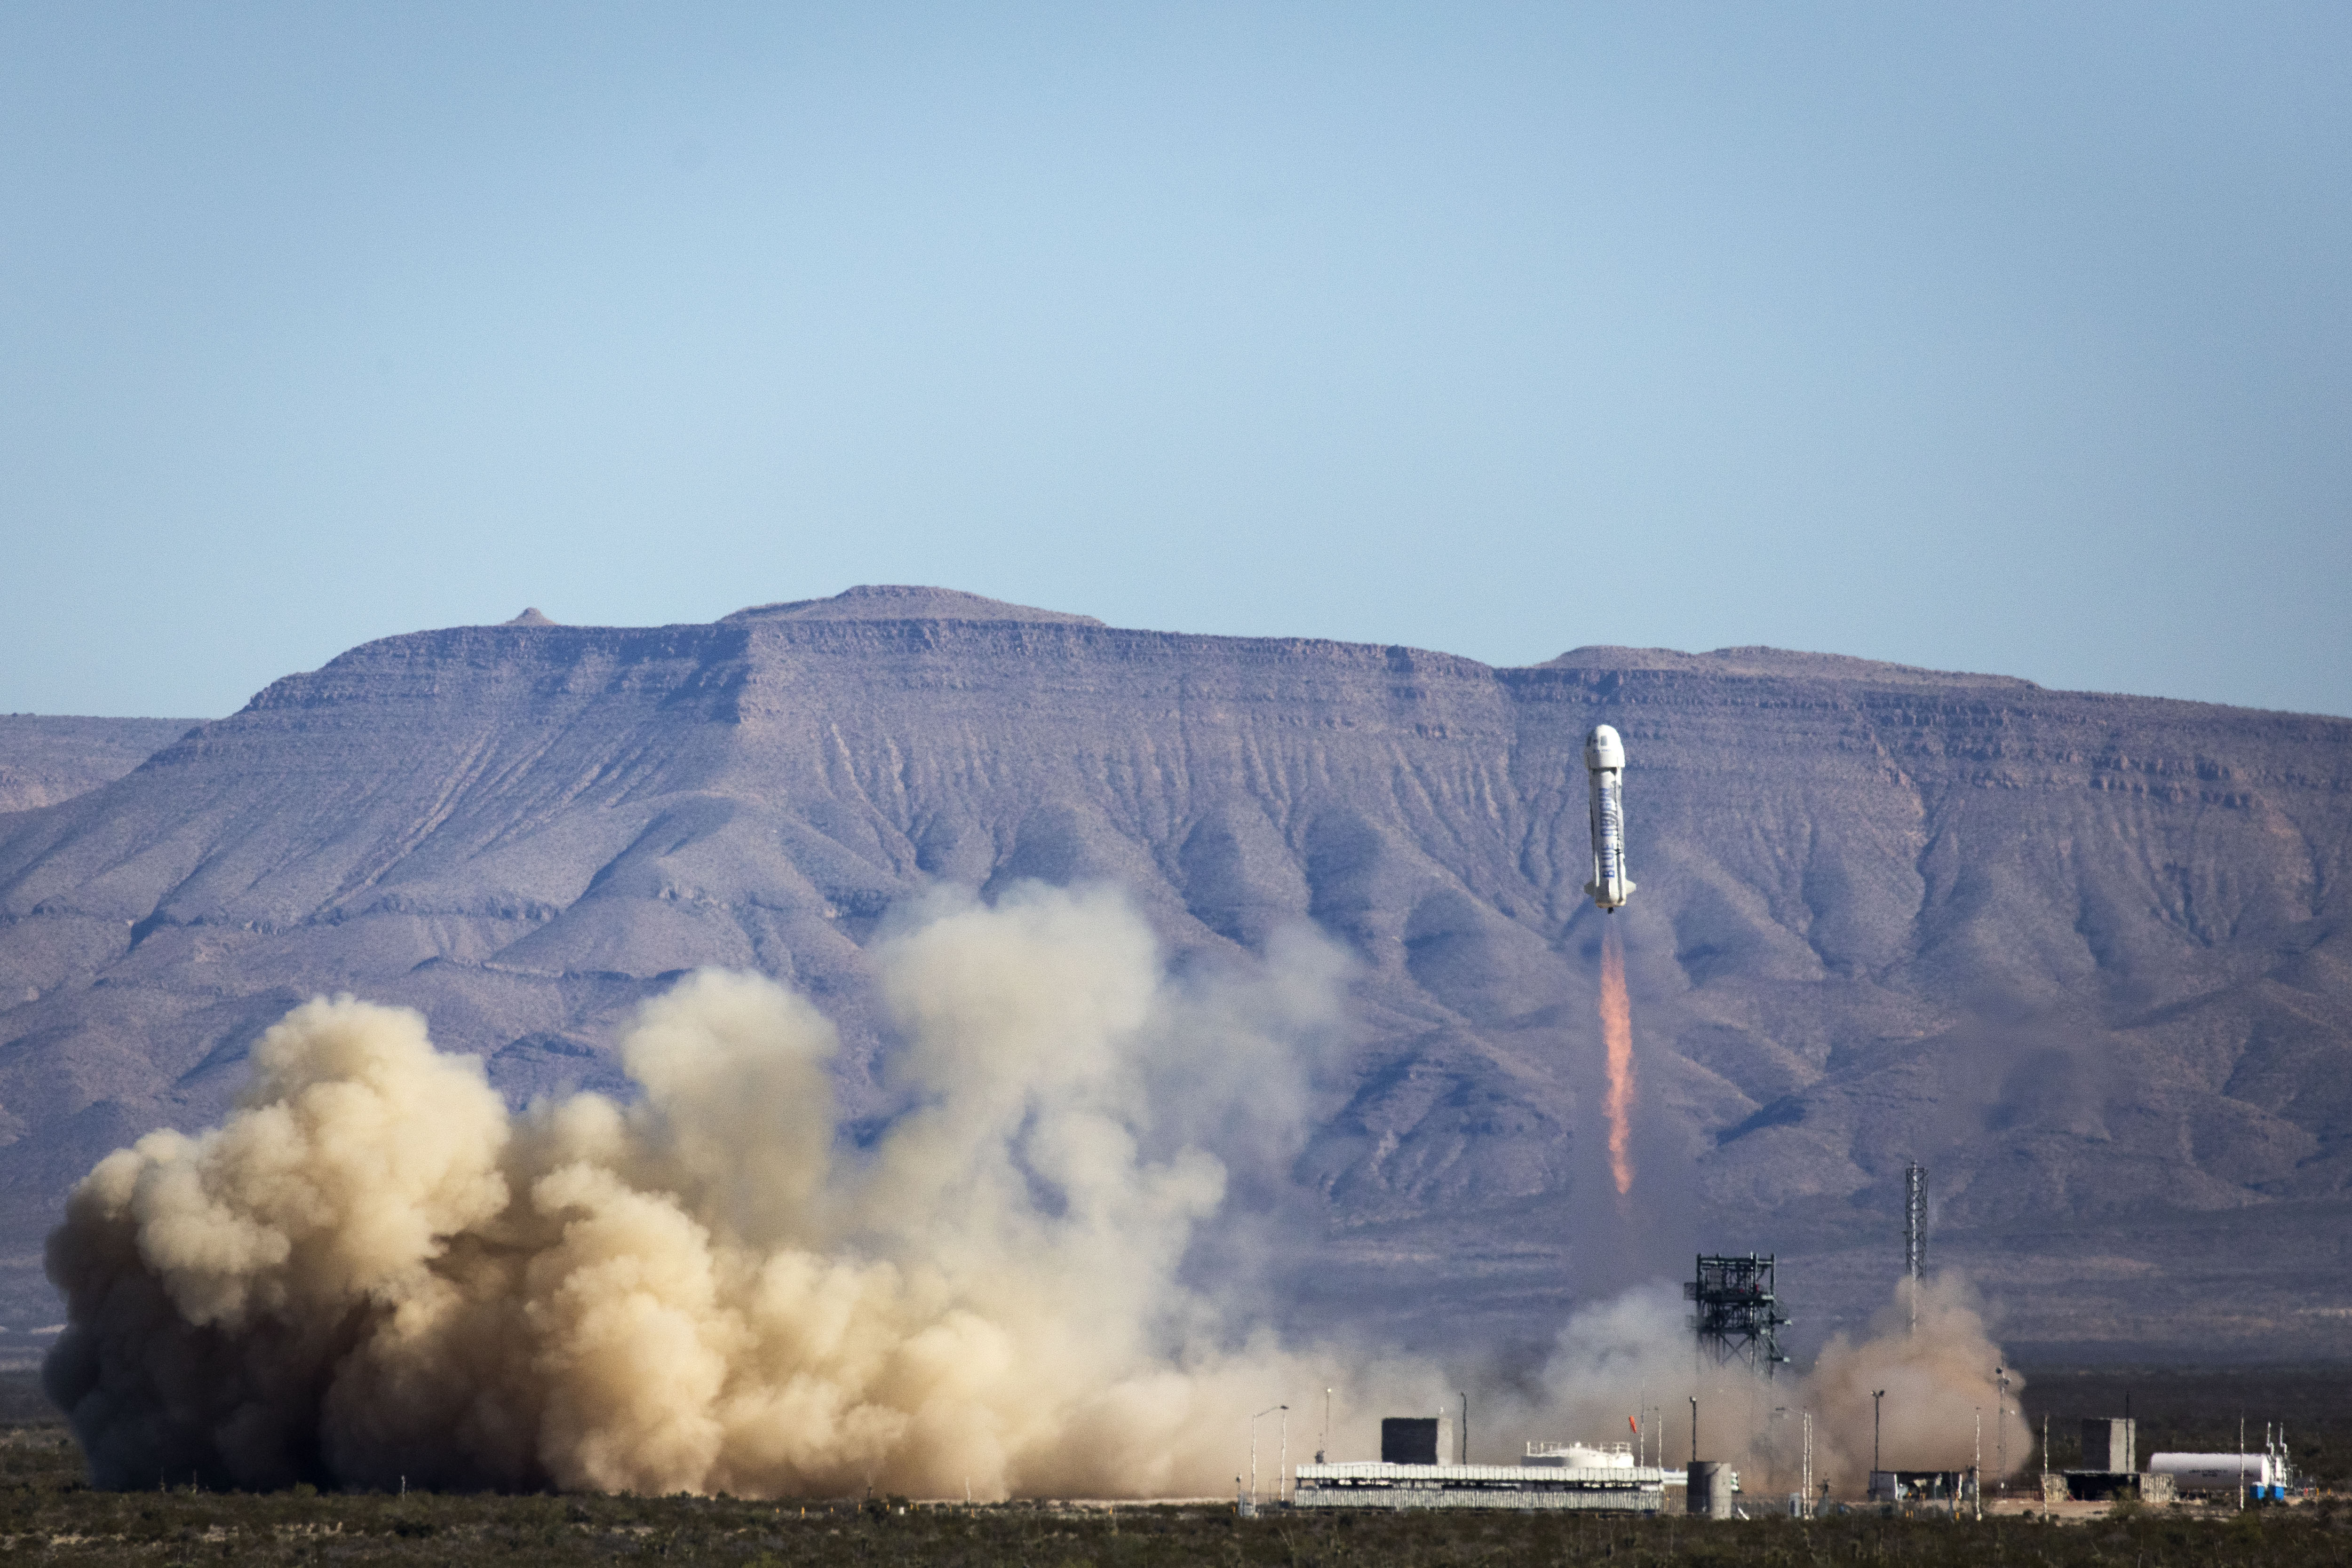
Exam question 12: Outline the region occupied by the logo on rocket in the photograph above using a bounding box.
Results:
[1583,724,1635,913]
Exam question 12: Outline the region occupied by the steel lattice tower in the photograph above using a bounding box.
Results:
[1685,1254,1790,1375]
[1904,1162,1927,1333]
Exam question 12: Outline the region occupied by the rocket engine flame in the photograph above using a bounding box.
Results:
[1600,923,1636,1199]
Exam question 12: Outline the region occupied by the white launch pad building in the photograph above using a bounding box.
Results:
[1294,1442,1680,1513]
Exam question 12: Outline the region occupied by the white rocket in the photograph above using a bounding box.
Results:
[1583,724,1634,913]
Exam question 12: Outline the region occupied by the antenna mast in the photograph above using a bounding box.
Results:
[1904,1162,1927,1333]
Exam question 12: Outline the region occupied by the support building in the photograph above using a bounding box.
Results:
[1293,1426,1679,1513]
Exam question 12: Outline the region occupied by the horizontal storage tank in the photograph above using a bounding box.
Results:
[2147,1453,2280,1491]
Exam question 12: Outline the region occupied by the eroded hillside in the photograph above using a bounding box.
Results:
[2,586,2346,1358]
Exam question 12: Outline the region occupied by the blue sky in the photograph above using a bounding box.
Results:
[4,3,2347,718]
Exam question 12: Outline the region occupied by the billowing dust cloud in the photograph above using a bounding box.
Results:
[1599,924,1635,1198]
[43,885,1393,1497]
[1528,1274,2028,1495]
[43,879,2028,1499]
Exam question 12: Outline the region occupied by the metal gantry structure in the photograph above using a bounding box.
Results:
[1685,1253,1791,1375]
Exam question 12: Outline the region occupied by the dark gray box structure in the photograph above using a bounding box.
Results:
[2081,1419,2136,1474]
[1382,1418,1441,1465]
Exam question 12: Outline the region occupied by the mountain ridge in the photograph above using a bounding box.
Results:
[0,716,197,815]
[1535,643,2042,690]
[1,588,2345,1358]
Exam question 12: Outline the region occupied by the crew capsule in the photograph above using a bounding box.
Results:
[1583,724,1635,913]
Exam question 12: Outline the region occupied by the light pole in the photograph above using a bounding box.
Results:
[1279,1408,1288,1505]
[1973,1409,1982,1522]
[1873,1390,1886,1481]
[1459,1392,1469,1465]
[1250,1405,1286,1506]
[1319,1388,1331,1465]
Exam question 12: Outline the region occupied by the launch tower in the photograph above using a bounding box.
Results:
[1685,1253,1790,1376]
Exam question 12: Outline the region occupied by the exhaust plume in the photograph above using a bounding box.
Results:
[43,885,1380,1497]
[1801,1273,2026,1491]
[1599,924,1636,1198]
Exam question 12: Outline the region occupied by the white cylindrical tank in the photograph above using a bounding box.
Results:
[2148,1453,2280,1491]
[1687,1460,1733,1519]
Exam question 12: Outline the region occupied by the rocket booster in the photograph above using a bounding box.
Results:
[1583,724,1634,913]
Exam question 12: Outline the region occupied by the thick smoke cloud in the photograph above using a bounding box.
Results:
[1801,1275,2025,1489]
[43,880,2026,1499]
[44,886,1374,1497]
[1525,1275,2028,1495]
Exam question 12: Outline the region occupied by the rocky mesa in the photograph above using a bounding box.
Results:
[1,585,2347,1360]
